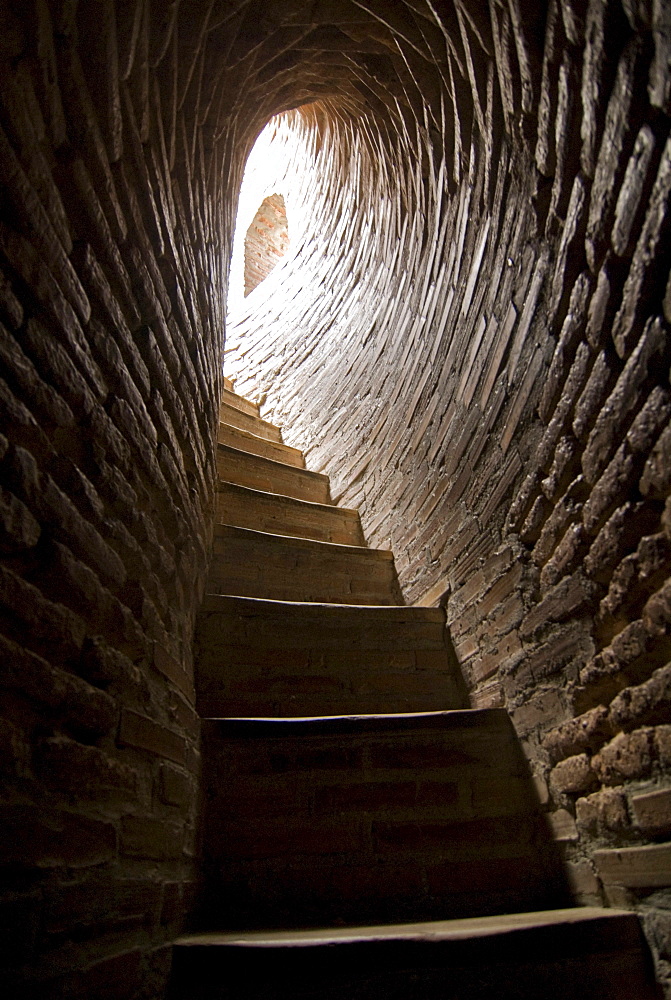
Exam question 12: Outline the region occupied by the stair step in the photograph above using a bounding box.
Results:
[217,445,330,503]
[215,481,364,545]
[170,908,657,999]
[220,400,283,442]
[218,423,304,468]
[222,386,259,417]
[208,524,403,605]
[196,595,466,717]
[197,710,569,931]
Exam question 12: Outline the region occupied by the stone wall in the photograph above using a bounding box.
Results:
[0,2,229,995]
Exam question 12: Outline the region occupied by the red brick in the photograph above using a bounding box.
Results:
[592,728,655,785]
[121,815,185,860]
[117,708,186,764]
[550,753,598,794]
[576,788,629,833]
[3,804,116,868]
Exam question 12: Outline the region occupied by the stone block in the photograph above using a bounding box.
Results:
[594,840,671,888]
[585,36,644,268]
[117,708,186,765]
[593,728,655,785]
[632,787,671,833]
[543,704,612,763]
[565,859,601,902]
[583,315,666,484]
[575,787,629,832]
[3,803,117,868]
[609,663,671,729]
[121,815,185,859]
[640,422,671,498]
[612,124,657,256]
[159,762,194,809]
[550,753,598,794]
[36,736,139,800]
[650,0,671,112]
[547,808,578,841]
[511,689,566,736]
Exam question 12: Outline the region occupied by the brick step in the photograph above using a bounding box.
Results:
[197,710,569,930]
[195,595,467,717]
[170,908,657,1000]
[218,423,304,468]
[222,386,259,417]
[220,399,283,443]
[208,524,403,605]
[215,481,364,545]
[217,445,330,503]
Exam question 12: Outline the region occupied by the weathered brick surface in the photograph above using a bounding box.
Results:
[222,11,671,993]
[0,3,217,992]
[200,712,567,930]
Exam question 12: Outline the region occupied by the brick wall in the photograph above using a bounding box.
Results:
[226,3,671,993]
[244,193,289,297]
[0,2,228,996]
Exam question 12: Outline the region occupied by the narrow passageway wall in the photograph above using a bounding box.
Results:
[0,2,235,995]
[227,4,671,991]
[0,0,671,996]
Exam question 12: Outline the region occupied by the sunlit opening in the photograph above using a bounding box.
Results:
[244,193,289,297]
[228,114,313,315]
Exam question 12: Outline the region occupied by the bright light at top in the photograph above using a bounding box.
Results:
[228,114,312,315]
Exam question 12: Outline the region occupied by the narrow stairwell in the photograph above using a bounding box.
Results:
[169,384,659,999]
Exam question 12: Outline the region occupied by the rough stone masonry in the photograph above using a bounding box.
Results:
[1,0,671,997]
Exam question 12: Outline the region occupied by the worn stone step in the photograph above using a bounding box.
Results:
[215,481,364,545]
[208,524,403,605]
[217,445,331,503]
[222,386,259,417]
[197,710,569,931]
[218,423,304,467]
[220,399,283,443]
[223,376,235,392]
[195,595,466,717]
[170,908,657,1000]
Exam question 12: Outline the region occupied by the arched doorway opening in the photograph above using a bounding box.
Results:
[244,193,289,296]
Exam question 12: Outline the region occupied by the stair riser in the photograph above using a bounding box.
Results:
[220,402,282,442]
[208,530,402,605]
[196,599,462,715]
[171,932,655,1000]
[217,447,330,503]
[222,388,259,418]
[216,484,363,545]
[218,424,304,467]
[197,646,463,717]
[199,713,567,929]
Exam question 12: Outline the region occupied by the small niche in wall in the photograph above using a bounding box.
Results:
[244,193,289,296]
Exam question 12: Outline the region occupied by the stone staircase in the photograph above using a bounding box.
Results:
[169,383,659,999]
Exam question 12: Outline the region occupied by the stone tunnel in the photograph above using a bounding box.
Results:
[1,0,671,996]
